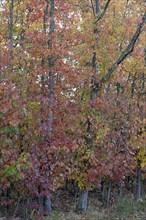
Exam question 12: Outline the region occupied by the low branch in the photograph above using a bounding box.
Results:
[100,12,146,85]
[94,0,111,24]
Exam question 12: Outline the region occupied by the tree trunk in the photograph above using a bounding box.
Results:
[9,0,14,71]
[44,195,52,213]
[107,181,112,207]
[43,0,55,213]
[118,180,123,198]
[101,180,105,206]
[76,190,88,212]
[135,159,142,200]
[95,0,100,16]
[77,0,101,212]
[8,1,20,214]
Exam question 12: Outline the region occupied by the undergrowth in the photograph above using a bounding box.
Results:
[33,197,146,220]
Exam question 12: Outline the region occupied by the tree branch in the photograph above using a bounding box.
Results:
[94,0,111,23]
[90,0,95,17]
[100,12,146,85]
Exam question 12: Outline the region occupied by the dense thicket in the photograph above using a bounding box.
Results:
[0,0,145,215]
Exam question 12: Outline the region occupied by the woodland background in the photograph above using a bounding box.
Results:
[0,0,146,219]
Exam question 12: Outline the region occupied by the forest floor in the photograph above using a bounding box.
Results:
[0,190,146,220]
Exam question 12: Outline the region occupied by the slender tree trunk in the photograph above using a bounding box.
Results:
[101,180,105,206]
[131,72,137,97]
[48,0,55,141]
[9,0,14,71]
[6,0,14,211]
[144,47,146,67]
[44,195,52,213]
[76,190,88,212]
[77,0,101,212]
[43,0,55,213]
[95,0,100,16]
[134,54,145,200]
[107,181,112,207]
[118,180,123,198]
[135,159,142,200]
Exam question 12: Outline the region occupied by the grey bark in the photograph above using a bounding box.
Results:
[95,0,100,16]
[44,195,52,213]
[135,159,142,200]
[118,180,123,198]
[101,180,105,206]
[90,0,101,131]
[43,0,55,213]
[76,190,88,212]
[43,0,49,33]
[48,0,55,141]
[107,181,112,207]
[94,0,111,23]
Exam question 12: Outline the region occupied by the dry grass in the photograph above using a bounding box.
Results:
[1,194,146,220]
[35,197,146,220]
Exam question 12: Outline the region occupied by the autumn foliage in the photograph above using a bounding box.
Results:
[0,0,145,215]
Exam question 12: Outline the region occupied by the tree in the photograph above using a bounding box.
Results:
[0,0,145,215]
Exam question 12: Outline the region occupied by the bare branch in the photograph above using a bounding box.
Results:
[94,0,111,23]
[90,0,96,17]
[100,12,146,85]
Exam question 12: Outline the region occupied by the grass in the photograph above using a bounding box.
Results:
[113,197,146,220]
[33,197,146,220]
[1,195,145,219]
